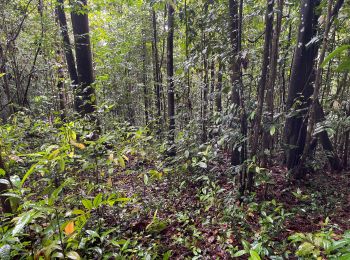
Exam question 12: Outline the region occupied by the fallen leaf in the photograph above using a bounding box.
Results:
[64,221,75,235]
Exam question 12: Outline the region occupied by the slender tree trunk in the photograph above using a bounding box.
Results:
[0,45,13,120]
[248,0,274,190]
[216,60,223,112]
[55,0,80,111]
[229,0,241,166]
[151,9,162,129]
[184,0,192,120]
[262,0,284,165]
[71,0,96,116]
[209,59,215,116]
[202,32,209,143]
[57,65,66,121]
[167,1,176,156]
[142,30,149,125]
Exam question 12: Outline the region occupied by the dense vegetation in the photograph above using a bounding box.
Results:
[0,0,350,259]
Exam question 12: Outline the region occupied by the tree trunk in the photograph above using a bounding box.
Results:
[284,0,320,171]
[142,30,149,125]
[294,0,336,178]
[216,60,223,112]
[202,33,209,143]
[184,0,192,120]
[167,1,176,156]
[248,0,274,190]
[71,0,96,116]
[151,9,162,129]
[228,0,241,166]
[55,0,80,111]
[0,45,13,121]
[57,64,66,121]
[262,0,284,165]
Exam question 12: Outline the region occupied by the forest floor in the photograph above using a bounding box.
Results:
[3,121,349,258]
[102,153,350,258]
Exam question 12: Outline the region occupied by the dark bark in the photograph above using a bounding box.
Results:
[294,0,335,178]
[71,0,96,116]
[216,61,223,112]
[248,0,274,190]
[263,0,284,164]
[57,65,66,121]
[284,0,320,171]
[184,0,192,120]
[228,0,241,166]
[209,59,215,116]
[167,2,176,156]
[202,33,209,143]
[0,44,13,120]
[56,0,80,111]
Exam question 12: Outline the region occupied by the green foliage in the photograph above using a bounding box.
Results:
[289,228,350,258]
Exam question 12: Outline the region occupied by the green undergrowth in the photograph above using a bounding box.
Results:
[0,114,349,259]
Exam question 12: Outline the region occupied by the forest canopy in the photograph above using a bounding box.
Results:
[0,0,350,258]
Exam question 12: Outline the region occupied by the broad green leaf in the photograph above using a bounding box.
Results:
[321,45,350,67]
[242,240,250,251]
[21,163,37,187]
[249,250,261,260]
[82,199,93,210]
[66,251,81,260]
[233,250,247,257]
[269,125,276,136]
[10,175,21,188]
[163,250,172,260]
[118,155,126,168]
[93,193,103,208]
[86,230,100,238]
[296,242,315,256]
[12,211,33,236]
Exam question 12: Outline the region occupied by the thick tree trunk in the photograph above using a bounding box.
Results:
[284,0,320,171]
[167,1,176,156]
[294,0,339,178]
[71,0,96,116]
